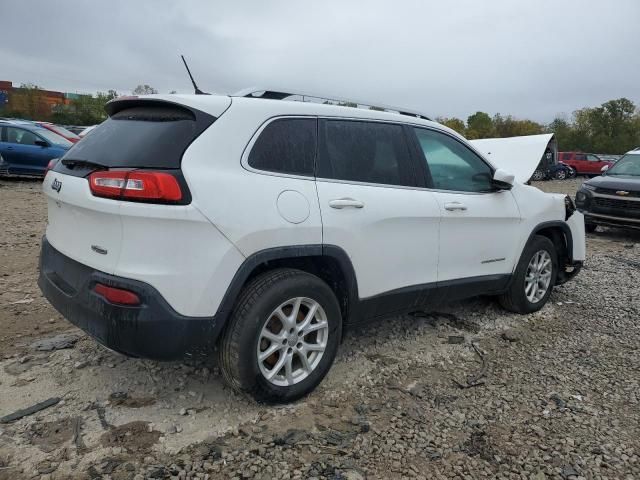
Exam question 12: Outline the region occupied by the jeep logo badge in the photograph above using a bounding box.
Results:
[51,178,62,193]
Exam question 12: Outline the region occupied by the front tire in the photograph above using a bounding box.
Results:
[499,235,558,314]
[218,268,342,403]
[531,169,546,181]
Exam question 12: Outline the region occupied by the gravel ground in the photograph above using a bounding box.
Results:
[1,177,639,480]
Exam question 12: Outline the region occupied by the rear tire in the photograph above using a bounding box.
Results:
[218,268,342,403]
[499,235,558,314]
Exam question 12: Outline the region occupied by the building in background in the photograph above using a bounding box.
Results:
[0,80,74,120]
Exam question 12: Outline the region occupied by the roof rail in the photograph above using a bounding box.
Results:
[232,87,431,121]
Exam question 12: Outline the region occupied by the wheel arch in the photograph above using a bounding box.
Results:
[529,221,573,263]
[214,245,359,329]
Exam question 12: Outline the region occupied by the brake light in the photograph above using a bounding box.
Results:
[45,158,59,175]
[94,283,141,306]
[88,171,182,202]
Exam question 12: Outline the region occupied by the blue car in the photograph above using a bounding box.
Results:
[0,121,72,177]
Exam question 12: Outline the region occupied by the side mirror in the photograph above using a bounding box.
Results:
[600,164,609,173]
[492,168,515,190]
[34,140,48,148]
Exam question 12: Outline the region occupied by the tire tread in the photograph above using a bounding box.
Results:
[218,268,340,402]
[499,235,557,314]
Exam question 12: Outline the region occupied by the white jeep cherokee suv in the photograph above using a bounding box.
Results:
[39,90,585,402]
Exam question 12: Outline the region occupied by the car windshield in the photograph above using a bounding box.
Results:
[606,154,640,176]
[35,129,73,147]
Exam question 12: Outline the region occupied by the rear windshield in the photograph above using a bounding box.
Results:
[60,103,215,169]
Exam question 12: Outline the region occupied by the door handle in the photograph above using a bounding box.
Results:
[329,198,364,209]
[6,147,14,151]
[444,202,467,211]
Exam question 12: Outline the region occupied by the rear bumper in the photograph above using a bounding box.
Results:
[38,237,223,360]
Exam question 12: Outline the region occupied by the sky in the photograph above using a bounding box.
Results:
[2,0,639,123]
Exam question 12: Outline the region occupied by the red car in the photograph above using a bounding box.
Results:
[559,152,613,176]
[35,122,80,144]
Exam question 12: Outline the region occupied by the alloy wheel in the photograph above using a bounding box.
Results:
[524,250,553,303]
[532,170,545,181]
[257,297,329,387]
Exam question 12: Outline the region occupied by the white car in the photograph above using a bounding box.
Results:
[38,90,585,402]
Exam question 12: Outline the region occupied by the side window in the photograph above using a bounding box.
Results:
[561,153,571,161]
[575,153,587,161]
[586,154,600,162]
[6,127,39,146]
[248,118,316,176]
[413,128,493,192]
[318,120,415,187]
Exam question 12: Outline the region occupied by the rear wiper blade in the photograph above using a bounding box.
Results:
[61,159,108,170]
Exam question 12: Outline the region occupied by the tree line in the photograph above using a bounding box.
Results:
[0,84,160,126]
[438,97,640,154]
[2,83,639,153]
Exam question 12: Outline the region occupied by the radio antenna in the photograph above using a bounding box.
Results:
[181,55,208,95]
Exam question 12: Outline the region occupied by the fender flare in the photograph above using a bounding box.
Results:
[526,220,574,262]
[213,244,359,323]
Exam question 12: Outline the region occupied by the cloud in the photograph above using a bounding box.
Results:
[2,0,639,121]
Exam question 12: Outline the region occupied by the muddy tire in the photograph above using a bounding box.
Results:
[218,268,342,403]
[499,235,558,314]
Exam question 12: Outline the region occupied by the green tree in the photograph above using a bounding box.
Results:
[6,83,48,120]
[547,98,640,154]
[586,98,638,153]
[51,89,119,125]
[466,111,494,139]
[547,117,574,149]
[437,117,466,135]
[132,84,158,95]
[493,114,544,138]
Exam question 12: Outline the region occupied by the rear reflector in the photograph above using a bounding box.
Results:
[89,171,182,202]
[94,283,141,306]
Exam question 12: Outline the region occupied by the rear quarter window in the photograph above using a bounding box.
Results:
[248,118,317,176]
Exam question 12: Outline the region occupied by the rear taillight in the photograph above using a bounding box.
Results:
[45,158,59,175]
[88,171,182,203]
[94,283,141,306]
